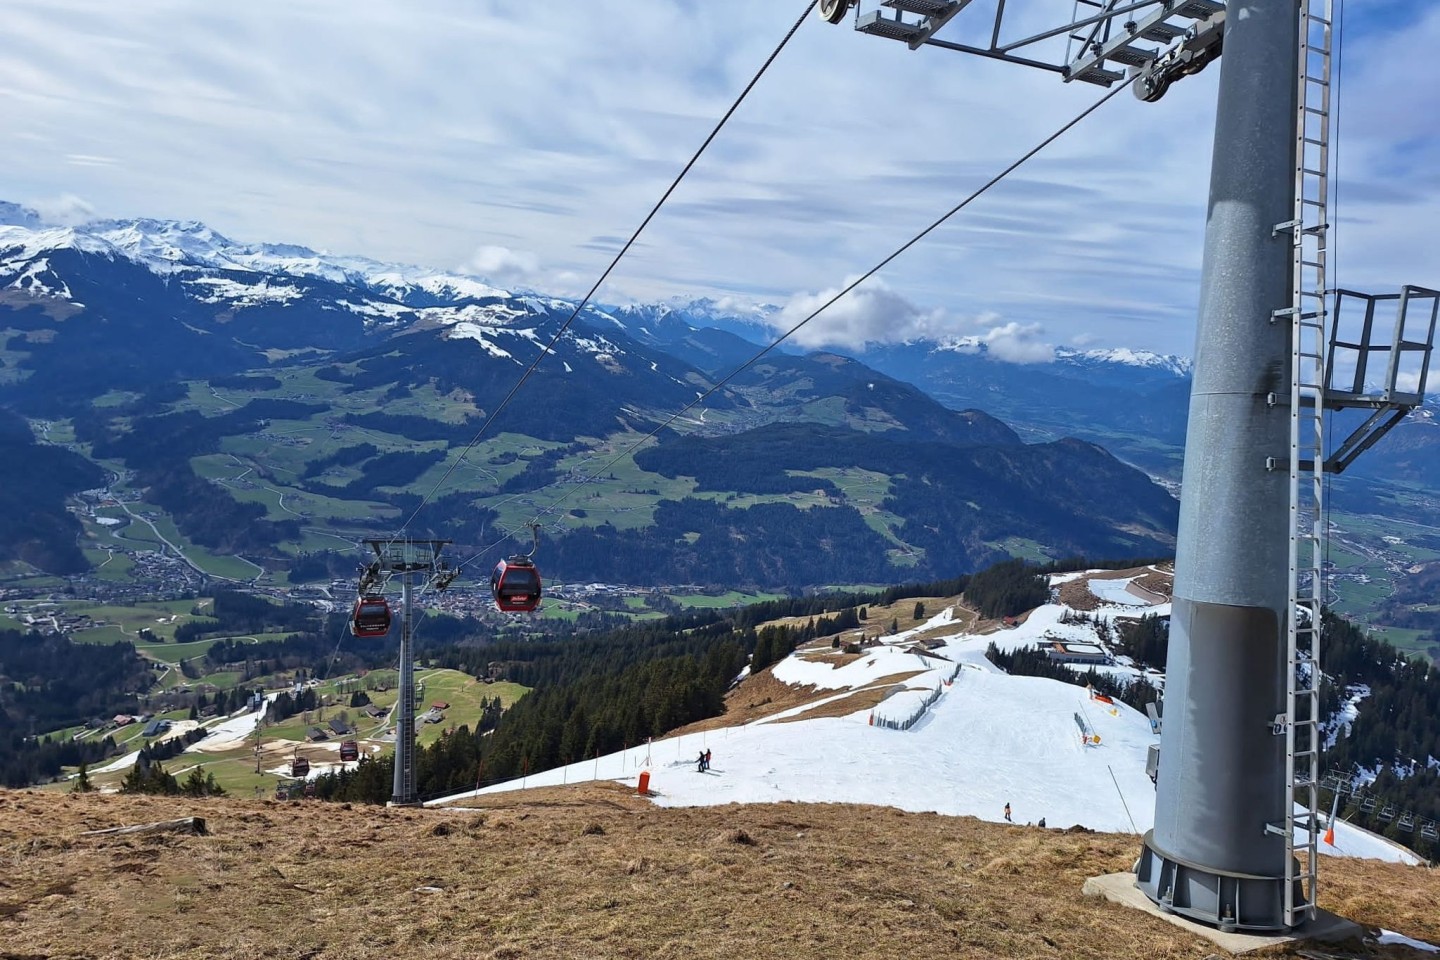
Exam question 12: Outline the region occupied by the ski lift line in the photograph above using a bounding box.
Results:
[377,0,820,555]
[445,74,1140,570]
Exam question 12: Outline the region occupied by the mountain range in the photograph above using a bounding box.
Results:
[4,202,1421,591]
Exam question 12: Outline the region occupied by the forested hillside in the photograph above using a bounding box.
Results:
[1319,611,1440,856]
[0,631,148,786]
[0,407,105,573]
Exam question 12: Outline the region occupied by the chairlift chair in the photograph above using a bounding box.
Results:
[1359,796,1378,814]
[1398,812,1416,832]
[1379,803,1397,823]
[1421,821,1439,842]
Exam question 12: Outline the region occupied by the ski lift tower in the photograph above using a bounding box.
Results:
[820,0,1437,933]
[362,538,454,806]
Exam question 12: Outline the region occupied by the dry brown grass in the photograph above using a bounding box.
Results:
[1,790,1436,960]
[667,668,827,736]
[796,649,867,668]
[1132,566,1174,599]
[770,676,928,724]
[753,596,974,645]
[1057,578,1104,611]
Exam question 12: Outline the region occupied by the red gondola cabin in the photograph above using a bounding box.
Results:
[291,756,311,778]
[350,594,391,637]
[339,740,359,762]
[491,557,542,613]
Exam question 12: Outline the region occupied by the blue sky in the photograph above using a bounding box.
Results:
[1,1,1435,358]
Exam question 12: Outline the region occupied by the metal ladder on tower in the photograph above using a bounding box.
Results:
[1275,0,1334,929]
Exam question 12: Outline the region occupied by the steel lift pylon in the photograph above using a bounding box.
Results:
[820,0,1437,931]
[361,539,457,807]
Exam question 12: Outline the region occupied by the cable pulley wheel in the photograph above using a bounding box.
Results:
[819,0,850,25]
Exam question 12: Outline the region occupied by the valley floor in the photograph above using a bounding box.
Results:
[1,790,1437,960]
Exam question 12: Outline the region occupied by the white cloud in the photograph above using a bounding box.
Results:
[978,321,1055,364]
[775,277,945,349]
[1394,370,1424,394]
[463,245,540,286]
[775,280,1054,363]
[28,193,96,226]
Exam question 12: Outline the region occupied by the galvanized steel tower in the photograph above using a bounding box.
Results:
[363,538,454,807]
[1133,0,1300,930]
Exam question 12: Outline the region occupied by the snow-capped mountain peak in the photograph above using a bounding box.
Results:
[0,203,514,305]
[1059,347,1193,377]
[932,338,1190,376]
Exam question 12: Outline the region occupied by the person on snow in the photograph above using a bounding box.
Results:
[698,750,707,773]
[1004,802,1012,822]
[704,749,712,770]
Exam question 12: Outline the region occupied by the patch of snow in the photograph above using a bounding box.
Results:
[1325,684,1370,749]
[423,302,529,328]
[369,271,508,303]
[1086,576,1150,606]
[1048,571,1090,586]
[1378,930,1440,952]
[341,299,413,321]
[93,749,141,774]
[186,275,304,307]
[191,697,275,752]
[776,644,932,692]
[448,322,518,360]
[7,257,73,298]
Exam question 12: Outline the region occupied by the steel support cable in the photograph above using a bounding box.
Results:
[380,0,819,554]
[454,75,1139,573]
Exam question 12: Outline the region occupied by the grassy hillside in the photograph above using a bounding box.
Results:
[59,667,530,796]
[10,359,1180,594]
[2,789,1436,959]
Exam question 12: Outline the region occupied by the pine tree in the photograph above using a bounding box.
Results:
[913,601,925,620]
[70,763,94,794]
[182,766,208,797]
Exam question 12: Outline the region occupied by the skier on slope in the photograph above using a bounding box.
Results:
[698,750,707,773]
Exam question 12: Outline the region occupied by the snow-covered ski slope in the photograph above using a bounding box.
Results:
[430,569,1418,865]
